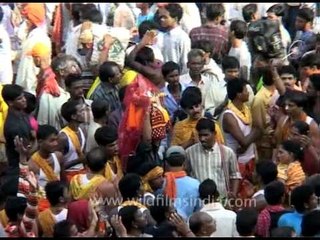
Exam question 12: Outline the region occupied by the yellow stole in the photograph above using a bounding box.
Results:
[38,209,56,237]
[70,174,106,200]
[121,200,146,209]
[227,101,252,125]
[104,156,123,182]
[61,126,84,158]
[31,152,59,182]
[0,209,8,228]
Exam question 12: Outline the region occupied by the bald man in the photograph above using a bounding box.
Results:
[189,212,216,237]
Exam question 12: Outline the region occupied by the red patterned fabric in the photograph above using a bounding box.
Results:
[256,205,285,237]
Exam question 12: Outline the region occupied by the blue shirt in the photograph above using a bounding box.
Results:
[278,211,304,236]
[161,83,187,120]
[137,13,154,26]
[162,175,201,220]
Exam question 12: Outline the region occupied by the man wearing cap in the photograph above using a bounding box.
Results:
[163,145,201,220]
[16,3,51,94]
[31,42,70,131]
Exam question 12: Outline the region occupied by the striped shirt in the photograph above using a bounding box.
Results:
[186,142,242,197]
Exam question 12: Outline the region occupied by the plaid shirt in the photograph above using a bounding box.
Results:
[89,82,121,112]
[189,24,229,63]
[256,205,285,237]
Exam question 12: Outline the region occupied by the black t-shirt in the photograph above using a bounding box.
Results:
[4,110,32,169]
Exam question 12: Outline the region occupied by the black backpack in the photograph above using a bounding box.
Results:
[268,209,292,234]
[247,18,284,59]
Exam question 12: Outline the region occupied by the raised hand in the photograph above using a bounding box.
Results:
[110,215,127,237]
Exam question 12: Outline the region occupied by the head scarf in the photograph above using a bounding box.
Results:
[141,166,164,193]
[30,42,51,58]
[22,3,45,27]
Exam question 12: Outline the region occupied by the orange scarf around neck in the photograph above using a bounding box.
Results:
[164,171,187,199]
[32,152,59,182]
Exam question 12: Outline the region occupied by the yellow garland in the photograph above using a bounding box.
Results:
[227,101,252,125]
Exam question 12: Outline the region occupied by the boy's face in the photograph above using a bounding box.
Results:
[185,103,202,120]
[11,93,27,110]
[295,16,307,31]
[224,68,240,80]
[280,73,297,89]
[165,69,180,86]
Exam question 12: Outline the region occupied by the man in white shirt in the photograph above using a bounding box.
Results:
[228,20,252,82]
[156,3,191,74]
[199,179,239,237]
[180,49,225,116]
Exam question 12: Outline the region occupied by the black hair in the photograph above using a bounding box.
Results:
[266,4,286,17]
[164,3,183,22]
[61,99,81,122]
[226,78,247,100]
[86,147,107,172]
[264,181,285,205]
[165,153,185,167]
[118,173,142,200]
[80,4,97,21]
[24,91,37,114]
[135,161,161,177]
[94,126,118,146]
[242,4,258,23]
[206,4,225,21]
[138,20,159,39]
[301,210,320,236]
[65,74,83,88]
[291,185,315,213]
[196,118,215,133]
[256,161,278,185]
[0,189,6,206]
[305,174,320,197]
[51,54,82,74]
[37,124,59,141]
[230,20,247,39]
[135,47,155,65]
[71,4,84,22]
[284,89,308,108]
[222,56,240,71]
[199,178,219,203]
[191,40,214,58]
[280,140,304,162]
[270,226,294,237]
[297,7,314,23]
[2,84,24,104]
[5,196,27,222]
[149,195,173,224]
[236,207,258,236]
[118,205,139,232]
[161,61,181,77]
[309,74,320,91]
[180,86,202,109]
[300,53,320,68]
[86,8,103,24]
[45,181,67,206]
[53,220,73,237]
[292,120,310,135]
[278,65,297,79]
[91,100,109,120]
[99,61,120,83]
[258,67,274,86]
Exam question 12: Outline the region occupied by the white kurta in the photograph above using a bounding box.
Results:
[15,26,51,94]
[0,25,13,84]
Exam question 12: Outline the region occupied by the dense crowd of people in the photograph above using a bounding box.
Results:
[0,2,320,237]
